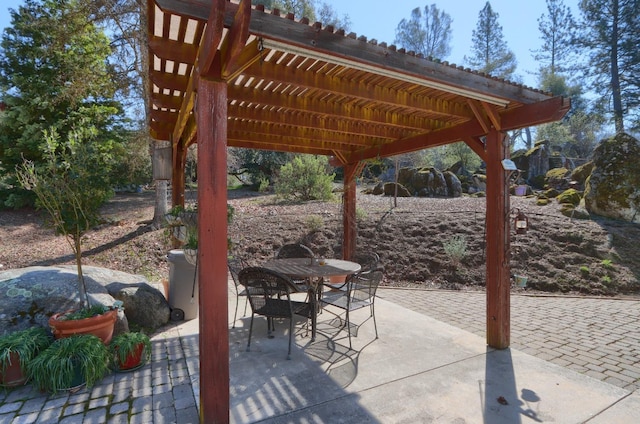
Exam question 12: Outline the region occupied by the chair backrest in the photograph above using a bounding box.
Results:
[348,268,384,304]
[275,243,314,259]
[352,252,380,273]
[228,256,248,288]
[238,266,299,313]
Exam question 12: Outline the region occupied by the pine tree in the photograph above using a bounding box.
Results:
[466,1,517,79]
[575,0,640,133]
[394,4,453,59]
[533,0,576,76]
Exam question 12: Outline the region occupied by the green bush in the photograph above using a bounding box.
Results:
[443,235,468,267]
[305,215,324,232]
[274,155,335,201]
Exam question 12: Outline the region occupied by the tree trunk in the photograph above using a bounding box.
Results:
[153,180,168,229]
[74,236,90,310]
[610,0,625,133]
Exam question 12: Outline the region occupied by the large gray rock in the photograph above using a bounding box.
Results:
[0,266,160,336]
[395,167,462,197]
[383,182,412,197]
[582,133,640,223]
[107,282,170,330]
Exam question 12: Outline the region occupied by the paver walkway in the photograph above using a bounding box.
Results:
[379,288,640,392]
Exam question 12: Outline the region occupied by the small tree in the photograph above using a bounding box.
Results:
[17,127,113,310]
[275,155,335,201]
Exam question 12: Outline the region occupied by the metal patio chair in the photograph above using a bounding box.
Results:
[320,267,383,349]
[238,267,310,359]
[228,256,249,328]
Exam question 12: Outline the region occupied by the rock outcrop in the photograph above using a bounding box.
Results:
[394,167,463,197]
[582,133,640,223]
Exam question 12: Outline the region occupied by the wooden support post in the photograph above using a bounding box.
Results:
[171,142,186,207]
[485,130,511,349]
[197,78,229,423]
[342,163,359,260]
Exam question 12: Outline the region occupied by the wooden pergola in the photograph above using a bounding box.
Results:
[147,0,570,421]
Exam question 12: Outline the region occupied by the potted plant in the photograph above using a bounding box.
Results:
[0,327,52,387]
[109,331,151,372]
[183,227,198,266]
[165,204,184,225]
[48,304,118,344]
[27,334,110,393]
[17,130,117,344]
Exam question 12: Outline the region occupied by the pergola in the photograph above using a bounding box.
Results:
[147,0,570,421]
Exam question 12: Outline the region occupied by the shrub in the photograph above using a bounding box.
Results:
[601,259,614,270]
[443,235,468,267]
[356,207,368,222]
[305,215,324,232]
[275,155,335,201]
[258,177,270,192]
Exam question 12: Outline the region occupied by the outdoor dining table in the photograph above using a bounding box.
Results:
[262,258,361,341]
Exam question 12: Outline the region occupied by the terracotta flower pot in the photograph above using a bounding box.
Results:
[114,343,146,371]
[0,352,27,387]
[49,309,117,345]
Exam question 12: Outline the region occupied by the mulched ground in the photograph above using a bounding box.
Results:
[1,187,639,297]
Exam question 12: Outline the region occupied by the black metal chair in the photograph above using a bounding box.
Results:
[228,256,249,328]
[325,251,381,290]
[275,243,314,259]
[238,266,310,359]
[352,251,381,273]
[275,243,315,292]
[320,268,383,349]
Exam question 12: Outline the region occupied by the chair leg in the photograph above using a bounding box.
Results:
[232,291,240,328]
[267,317,275,338]
[247,315,255,352]
[346,309,353,350]
[287,317,293,360]
[371,303,378,339]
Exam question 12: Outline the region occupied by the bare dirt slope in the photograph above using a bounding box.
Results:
[1,188,638,297]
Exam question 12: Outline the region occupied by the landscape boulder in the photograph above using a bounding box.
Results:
[0,265,166,335]
[582,133,640,223]
[395,167,462,197]
[383,182,412,197]
[545,167,571,190]
[0,266,128,335]
[571,161,594,187]
[107,282,170,330]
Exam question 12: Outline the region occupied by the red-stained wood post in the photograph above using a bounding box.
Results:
[197,78,230,423]
[485,129,511,349]
[171,141,186,208]
[342,163,358,260]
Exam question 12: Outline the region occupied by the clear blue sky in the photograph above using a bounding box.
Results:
[2,0,580,88]
[323,0,581,88]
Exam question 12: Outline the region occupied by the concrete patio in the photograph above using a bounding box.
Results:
[192,285,639,423]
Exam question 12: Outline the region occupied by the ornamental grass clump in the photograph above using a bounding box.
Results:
[0,327,52,386]
[28,334,109,393]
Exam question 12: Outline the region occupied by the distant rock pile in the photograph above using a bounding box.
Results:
[369,167,463,198]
